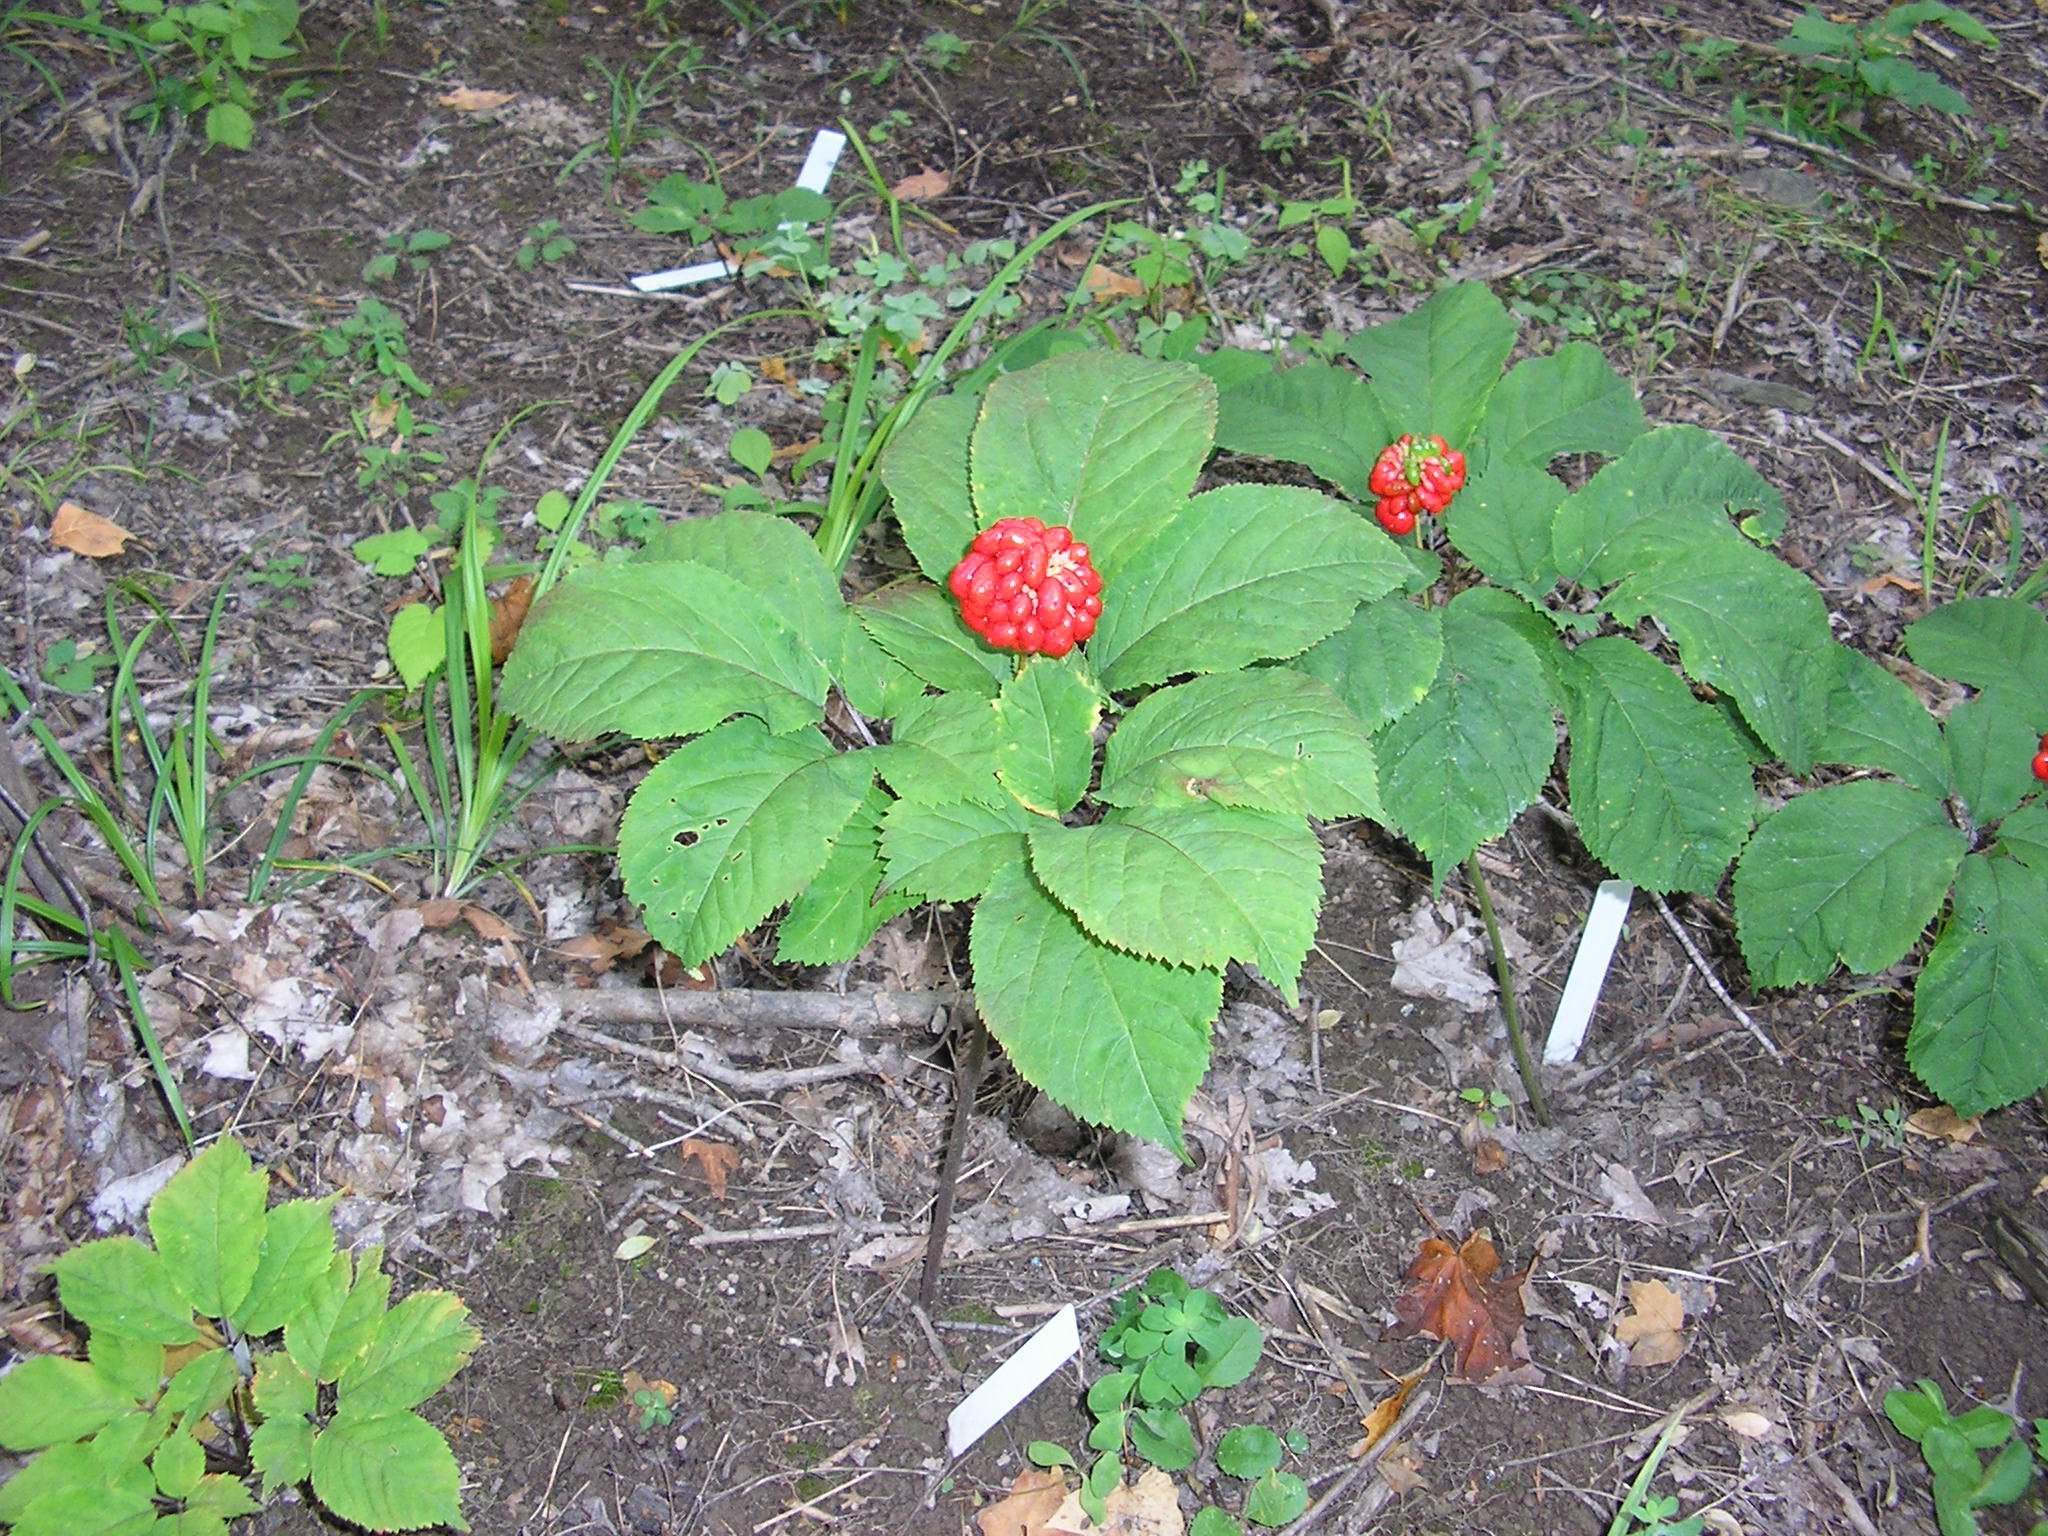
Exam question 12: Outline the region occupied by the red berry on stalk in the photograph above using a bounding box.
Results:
[948,517,1103,657]
[2033,750,2048,783]
[1376,498,1417,537]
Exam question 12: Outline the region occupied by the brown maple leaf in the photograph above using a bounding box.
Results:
[680,1138,740,1200]
[1387,1230,1529,1382]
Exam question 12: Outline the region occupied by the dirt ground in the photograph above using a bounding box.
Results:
[3,1,2047,1532]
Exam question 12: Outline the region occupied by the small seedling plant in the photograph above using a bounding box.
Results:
[1208,279,2048,1119]
[1028,1270,1305,1531]
[0,1136,479,1533]
[1775,3,1997,138]
[1884,1379,2047,1536]
[110,0,301,148]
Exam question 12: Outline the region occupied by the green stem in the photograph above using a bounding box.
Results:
[1465,851,1549,1127]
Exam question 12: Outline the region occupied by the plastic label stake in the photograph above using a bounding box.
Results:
[1543,880,1634,1065]
[946,1304,1080,1459]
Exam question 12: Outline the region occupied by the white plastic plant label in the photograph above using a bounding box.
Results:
[946,1304,1080,1459]
[631,127,846,293]
[1543,879,1634,1065]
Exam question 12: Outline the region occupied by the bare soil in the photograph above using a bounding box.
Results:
[2,2,2047,1534]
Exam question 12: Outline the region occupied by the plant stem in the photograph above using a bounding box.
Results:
[1465,851,1548,1127]
[919,1009,988,1312]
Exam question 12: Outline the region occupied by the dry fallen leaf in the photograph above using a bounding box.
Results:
[438,86,516,112]
[890,167,951,201]
[488,575,535,665]
[1082,264,1145,301]
[459,903,517,943]
[1720,1408,1777,1440]
[1387,1230,1530,1382]
[1351,1363,1427,1457]
[1045,1466,1184,1536]
[1906,1105,1980,1144]
[1472,1137,1507,1176]
[416,898,463,929]
[978,1467,1069,1536]
[1612,1278,1686,1367]
[363,395,400,438]
[50,500,134,558]
[680,1138,740,1200]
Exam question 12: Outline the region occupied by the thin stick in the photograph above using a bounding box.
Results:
[529,982,959,1038]
[1278,1383,1437,1536]
[688,1221,846,1248]
[919,1011,988,1312]
[1465,853,1549,1126]
[1652,895,1782,1060]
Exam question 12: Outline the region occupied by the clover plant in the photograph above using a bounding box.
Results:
[1210,280,2048,1117]
[0,1137,479,1533]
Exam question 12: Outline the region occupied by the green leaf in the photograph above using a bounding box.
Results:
[1909,854,2048,1118]
[1885,1383,1948,1443]
[50,1237,200,1345]
[1945,684,2042,827]
[158,1347,235,1424]
[1952,1404,2019,1452]
[250,1359,315,1498]
[1213,363,1394,501]
[777,785,916,964]
[283,1251,352,1381]
[386,602,445,690]
[1089,485,1406,692]
[1470,341,1645,472]
[1192,1315,1263,1388]
[1216,1424,1283,1479]
[1564,638,1756,894]
[0,1444,118,1524]
[1028,1440,1077,1470]
[204,99,254,149]
[1343,280,1517,447]
[87,1334,163,1406]
[1813,646,1953,796]
[855,583,1011,699]
[4,1479,157,1536]
[1376,595,1558,880]
[1734,780,1964,987]
[1191,1509,1244,1536]
[1997,805,2048,871]
[728,427,773,476]
[311,1246,391,1385]
[993,660,1099,816]
[970,865,1221,1152]
[1443,462,1567,598]
[310,1408,468,1533]
[877,690,1004,805]
[0,1357,133,1449]
[1137,1350,1202,1407]
[971,351,1216,583]
[1296,595,1442,734]
[184,1472,260,1522]
[882,390,980,585]
[1859,56,1965,115]
[339,1291,480,1415]
[1129,1406,1197,1472]
[1602,538,1837,772]
[352,527,432,577]
[620,722,873,969]
[230,1195,339,1338]
[880,797,1036,902]
[149,1138,267,1321]
[1244,1470,1310,1527]
[502,562,830,742]
[1976,1436,2034,1507]
[254,1350,315,1420]
[1027,804,1321,1003]
[638,510,845,674]
[1550,425,1781,588]
[152,1426,203,1499]
[1905,599,2048,706]
[1098,667,1381,819]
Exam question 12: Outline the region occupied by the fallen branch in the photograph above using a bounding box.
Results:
[523,982,964,1038]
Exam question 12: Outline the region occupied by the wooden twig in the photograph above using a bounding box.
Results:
[1652,895,1782,1060]
[920,1010,987,1312]
[526,982,962,1037]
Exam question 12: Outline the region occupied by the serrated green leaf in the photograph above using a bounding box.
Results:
[1997,805,2048,871]
[1565,638,1756,893]
[1090,485,1406,692]
[1908,854,2048,1117]
[87,1335,162,1408]
[776,785,916,964]
[993,660,1099,816]
[1946,684,2041,827]
[387,602,445,690]
[1443,462,1567,598]
[339,1290,480,1415]
[1296,596,1442,733]
[1192,1507,1244,1536]
[1602,538,1837,772]
[1885,1383,1947,1442]
[185,1471,261,1522]
[0,1357,132,1449]
[1976,1436,2035,1506]
[312,1246,390,1386]
[1216,1424,1283,1479]
[880,797,1036,902]
[833,610,924,720]
[620,723,873,969]
[1376,596,1558,881]
[881,390,979,585]
[877,690,1003,804]
[971,351,1215,583]
[283,1251,352,1381]
[254,1351,315,1420]
[1814,646,1953,796]
[1129,1406,1197,1472]
[352,527,432,577]
[1450,586,1569,711]
[1550,425,1781,588]
[501,562,830,742]
[50,1237,199,1345]
[310,1408,468,1533]
[1213,362,1394,501]
[855,583,1011,699]
[1098,667,1381,818]
[1470,341,1645,472]
[230,1195,339,1338]
[1028,804,1321,1004]
[149,1138,267,1321]
[1137,1350,1202,1408]
[1245,1470,1310,1526]
[1905,598,2048,701]
[1343,280,1516,447]
[158,1347,234,1426]
[152,1425,203,1499]
[1193,1316,1263,1387]
[5,1479,157,1536]
[1735,780,1963,986]
[0,1444,108,1524]
[970,865,1221,1152]
[250,1367,316,1495]
[638,510,845,673]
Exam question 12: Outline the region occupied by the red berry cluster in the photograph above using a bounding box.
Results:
[948,517,1103,658]
[2033,730,2048,783]
[1368,434,1467,536]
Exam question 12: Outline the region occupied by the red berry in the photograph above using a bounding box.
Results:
[947,517,1103,657]
[2033,750,2048,783]
[1376,498,1416,536]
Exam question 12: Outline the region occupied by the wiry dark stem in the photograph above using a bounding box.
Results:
[1465,852,1549,1127]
